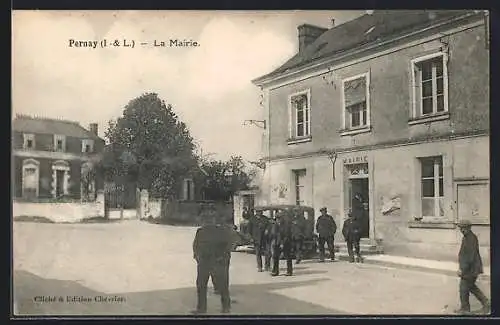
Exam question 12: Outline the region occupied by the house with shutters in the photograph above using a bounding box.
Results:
[252,10,490,261]
[12,115,105,201]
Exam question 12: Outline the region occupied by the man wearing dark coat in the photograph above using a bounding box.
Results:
[316,207,337,262]
[248,209,271,272]
[454,219,490,315]
[291,208,307,264]
[342,212,363,263]
[192,211,237,314]
[270,211,293,276]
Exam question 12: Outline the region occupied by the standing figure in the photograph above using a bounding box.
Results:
[315,207,337,262]
[342,212,363,263]
[240,206,253,237]
[271,211,293,276]
[192,211,234,314]
[291,208,307,264]
[454,220,490,315]
[264,212,276,272]
[248,209,271,272]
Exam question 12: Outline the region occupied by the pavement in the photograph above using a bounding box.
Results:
[12,220,492,316]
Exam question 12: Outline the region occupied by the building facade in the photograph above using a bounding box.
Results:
[12,115,105,201]
[253,10,490,261]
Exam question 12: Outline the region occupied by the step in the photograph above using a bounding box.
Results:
[335,239,384,255]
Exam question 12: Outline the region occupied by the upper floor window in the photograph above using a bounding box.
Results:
[82,139,95,153]
[411,53,448,119]
[341,73,371,133]
[288,90,311,139]
[23,133,35,150]
[54,134,66,152]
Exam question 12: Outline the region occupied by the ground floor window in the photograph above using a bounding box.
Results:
[293,169,306,205]
[420,156,444,218]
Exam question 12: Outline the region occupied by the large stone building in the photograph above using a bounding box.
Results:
[252,10,490,261]
[12,115,105,201]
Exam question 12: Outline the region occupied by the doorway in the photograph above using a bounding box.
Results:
[56,170,65,197]
[349,177,369,238]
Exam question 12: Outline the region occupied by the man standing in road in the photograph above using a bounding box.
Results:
[316,207,337,262]
[192,210,234,314]
[248,209,271,272]
[454,219,490,315]
[342,212,363,263]
[271,211,293,276]
[291,208,307,264]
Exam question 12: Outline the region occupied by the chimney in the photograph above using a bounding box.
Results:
[89,123,98,136]
[298,24,328,52]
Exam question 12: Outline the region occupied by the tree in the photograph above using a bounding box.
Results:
[101,92,198,198]
[198,156,256,201]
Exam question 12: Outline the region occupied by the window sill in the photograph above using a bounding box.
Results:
[340,126,371,137]
[287,136,312,145]
[408,112,450,125]
[408,220,456,229]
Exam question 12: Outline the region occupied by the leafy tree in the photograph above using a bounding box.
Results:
[101,93,198,198]
[198,156,256,201]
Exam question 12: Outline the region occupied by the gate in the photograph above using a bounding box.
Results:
[104,182,138,218]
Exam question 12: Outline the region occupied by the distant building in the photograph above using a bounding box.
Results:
[12,115,105,200]
[252,10,490,259]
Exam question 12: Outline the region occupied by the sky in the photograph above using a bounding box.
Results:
[12,10,364,161]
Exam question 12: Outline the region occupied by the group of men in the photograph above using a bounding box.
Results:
[243,206,365,277]
[191,204,490,316]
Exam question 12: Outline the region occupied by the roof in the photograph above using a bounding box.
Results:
[12,115,102,140]
[254,10,479,84]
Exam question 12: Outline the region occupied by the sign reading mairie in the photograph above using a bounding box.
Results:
[343,155,368,165]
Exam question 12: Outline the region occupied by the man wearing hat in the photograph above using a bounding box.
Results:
[270,210,294,276]
[315,207,337,262]
[192,209,236,314]
[342,211,363,263]
[248,209,271,272]
[454,219,490,315]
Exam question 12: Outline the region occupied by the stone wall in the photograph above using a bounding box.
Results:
[13,192,105,223]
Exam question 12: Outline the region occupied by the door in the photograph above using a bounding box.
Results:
[56,170,65,197]
[349,178,369,238]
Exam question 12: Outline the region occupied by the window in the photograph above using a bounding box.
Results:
[293,169,306,206]
[54,135,66,152]
[82,139,95,153]
[420,156,444,218]
[412,53,448,118]
[23,133,35,150]
[22,159,40,199]
[342,73,370,131]
[289,90,311,139]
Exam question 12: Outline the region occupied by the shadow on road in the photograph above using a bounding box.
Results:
[13,270,340,316]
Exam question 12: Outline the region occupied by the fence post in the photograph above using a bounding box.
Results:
[139,189,149,220]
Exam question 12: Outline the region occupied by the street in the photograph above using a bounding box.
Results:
[13,220,491,316]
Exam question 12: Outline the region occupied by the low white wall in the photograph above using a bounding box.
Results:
[148,199,162,219]
[13,200,105,223]
[108,209,137,220]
